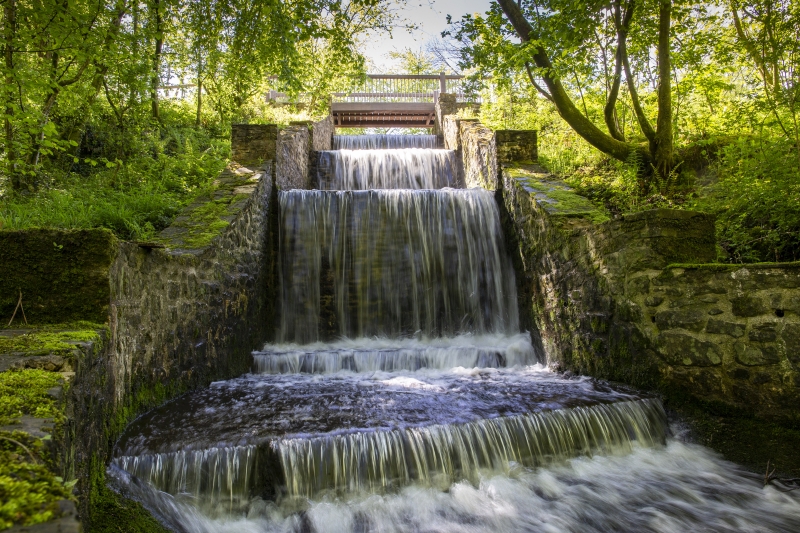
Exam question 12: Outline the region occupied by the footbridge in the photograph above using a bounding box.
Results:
[268,73,479,129]
[331,73,475,128]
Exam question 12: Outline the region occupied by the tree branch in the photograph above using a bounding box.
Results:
[496,0,635,162]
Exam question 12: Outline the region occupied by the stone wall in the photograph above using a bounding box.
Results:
[310,116,334,152]
[440,114,538,190]
[496,130,538,163]
[500,166,800,426]
[68,164,277,529]
[231,124,278,166]
[278,116,334,190]
[277,125,310,190]
[0,229,118,324]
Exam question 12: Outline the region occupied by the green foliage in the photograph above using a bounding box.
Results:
[1,108,229,240]
[0,432,73,530]
[0,369,62,426]
[689,136,800,263]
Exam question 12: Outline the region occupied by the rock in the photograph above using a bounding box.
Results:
[734,342,780,366]
[655,309,707,332]
[657,332,722,366]
[705,319,745,338]
[645,296,664,307]
[782,323,800,369]
[749,322,778,342]
[731,295,767,317]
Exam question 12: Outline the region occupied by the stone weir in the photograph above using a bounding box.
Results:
[104,133,680,532]
[111,370,666,510]
[316,133,460,189]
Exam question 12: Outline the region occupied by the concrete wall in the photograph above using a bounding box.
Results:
[500,169,800,426]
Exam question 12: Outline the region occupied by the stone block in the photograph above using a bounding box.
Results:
[705,319,745,338]
[645,296,664,307]
[657,332,722,366]
[782,323,800,368]
[495,129,538,163]
[749,322,778,342]
[231,124,278,166]
[655,309,707,332]
[731,295,767,317]
[734,342,781,366]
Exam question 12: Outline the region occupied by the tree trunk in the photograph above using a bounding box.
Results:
[195,76,202,128]
[496,0,637,163]
[652,0,674,181]
[4,0,20,189]
[151,0,163,124]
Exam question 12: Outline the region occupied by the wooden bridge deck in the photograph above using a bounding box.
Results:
[331,102,436,128]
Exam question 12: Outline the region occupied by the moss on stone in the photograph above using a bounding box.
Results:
[0,431,74,530]
[89,465,170,533]
[0,329,101,356]
[0,229,118,325]
[155,162,259,250]
[505,166,611,224]
[666,261,800,271]
[0,369,63,426]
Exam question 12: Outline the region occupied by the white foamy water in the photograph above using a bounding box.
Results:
[108,438,800,533]
[317,149,457,190]
[332,135,440,150]
[254,333,538,374]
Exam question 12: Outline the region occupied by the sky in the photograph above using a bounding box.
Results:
[362,0,493,71]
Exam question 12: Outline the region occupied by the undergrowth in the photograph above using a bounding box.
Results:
[0,432,74,530]
[0,106,229,241]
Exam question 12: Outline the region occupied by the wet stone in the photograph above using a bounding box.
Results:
[656,332,722,366]
[645,296,664,307]
[749,323,778,343]
[655,309,707,332]
[706,319,745,338]
[731,295,768,317]
[734,342,781,366]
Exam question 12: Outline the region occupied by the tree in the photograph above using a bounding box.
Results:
[448,0,681,185]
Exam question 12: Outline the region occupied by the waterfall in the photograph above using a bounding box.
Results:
[107,134,800,533]
[112,398,667,502]
[317,149,458,190]
[253,334,537,374]
[276,398,667,498]
[277,189,518,342]
[333,134,440,150]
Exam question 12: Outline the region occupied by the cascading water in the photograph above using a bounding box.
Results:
[332,134,440,150]
[110,134,800,532]
[277,189,517,342]
[317,149,458,190]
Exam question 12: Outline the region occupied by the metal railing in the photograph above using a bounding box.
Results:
[267,73,482,105]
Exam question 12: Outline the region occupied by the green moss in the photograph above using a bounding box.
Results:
[0,369,63,426]
[665,261,800,271]
[0,431,73,530]
[163,191,251,249]
[506,167,610,224]
[0,329,101,356]
[0,229,117,324]
[89,485,170,533]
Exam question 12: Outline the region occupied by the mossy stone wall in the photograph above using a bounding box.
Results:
[0,229,117,325]
[500,167,800,426]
